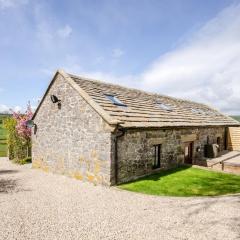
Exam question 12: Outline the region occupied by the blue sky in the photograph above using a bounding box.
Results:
[0,0,240,114]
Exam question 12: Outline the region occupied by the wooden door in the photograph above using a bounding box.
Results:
[184,142,193,164]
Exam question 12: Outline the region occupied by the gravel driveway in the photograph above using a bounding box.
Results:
[0,157,239,240]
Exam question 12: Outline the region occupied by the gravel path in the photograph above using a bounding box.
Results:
[0,158,239,240]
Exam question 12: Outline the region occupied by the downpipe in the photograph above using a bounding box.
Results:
[114,126,125,185]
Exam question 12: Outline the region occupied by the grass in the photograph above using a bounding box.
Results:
[231,115,240,122]
[0,115,8,157]
[14,157,32,165]
[119,166,240,197]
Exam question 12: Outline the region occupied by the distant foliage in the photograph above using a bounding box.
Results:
[3,117,17,159]
[0,115,8,157]
[231,116,240,122]
[3,104,33,163]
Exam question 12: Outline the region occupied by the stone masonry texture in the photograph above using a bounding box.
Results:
[32,74,113,186]
[115,127,226,183]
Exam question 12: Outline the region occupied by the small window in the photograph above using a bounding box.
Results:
[156,102,172,111]
[153,144,161,169]
[105,94,127,107]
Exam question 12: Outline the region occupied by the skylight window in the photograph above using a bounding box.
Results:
[156,102,172,111]
[191,108,205,114]
[191,108,200,114]
[105,94,127,107]
[205,110,220,116]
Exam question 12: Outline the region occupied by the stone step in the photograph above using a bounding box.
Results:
[210,162,240,174]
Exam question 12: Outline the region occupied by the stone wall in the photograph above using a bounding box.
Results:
[116,127,226,183]
[32,74,113,186]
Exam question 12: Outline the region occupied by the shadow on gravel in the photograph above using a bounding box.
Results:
[0,170,19,175]
[186,194,240,217]
[0,179,17,193]
[0,178,32,194]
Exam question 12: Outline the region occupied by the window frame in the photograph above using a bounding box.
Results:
[104,94,127,107]
[156,102,173,112]
[153,144,161,169]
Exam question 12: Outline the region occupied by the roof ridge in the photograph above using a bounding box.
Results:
[69,73,193,103]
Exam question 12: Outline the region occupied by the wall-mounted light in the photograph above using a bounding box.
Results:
[26,120,37,135]
[196,146,201,152]
[50,95,61,109]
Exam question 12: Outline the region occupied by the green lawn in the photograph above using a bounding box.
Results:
[0,115,8,157]
[119,166,240,197]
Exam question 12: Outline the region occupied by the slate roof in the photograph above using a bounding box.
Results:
[33,70,240,128]
[68,72,239,128]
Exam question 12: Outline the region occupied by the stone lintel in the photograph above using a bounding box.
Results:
[149,138,165,145]
[181,134,197,143]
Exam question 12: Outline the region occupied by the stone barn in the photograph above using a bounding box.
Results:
[32,70,239,185]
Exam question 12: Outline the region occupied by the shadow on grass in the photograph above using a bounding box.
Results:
[139,165,192,182]
[119,165,240,196]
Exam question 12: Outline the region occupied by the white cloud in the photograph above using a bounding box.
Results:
[0,0,27,10]
[0,104,10,113]
[139,3,240,115]
[0,104,23,113]
[34,4,73,48]
[76,4,240,115]
[57,25,72,39]
[112,48,124,58]
[12,106,22,112]
[34,2,240,116]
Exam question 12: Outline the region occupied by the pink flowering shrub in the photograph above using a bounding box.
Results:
[4,103,33,162]
[12,104,33,141]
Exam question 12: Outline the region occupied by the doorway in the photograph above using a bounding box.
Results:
[184,142,193,164]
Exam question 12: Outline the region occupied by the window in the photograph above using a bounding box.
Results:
[105,94,127,107]
[153,144,161,169]
[217,137,221,152]
[156,102,172,111]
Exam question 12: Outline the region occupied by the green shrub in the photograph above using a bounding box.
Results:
[15,157,32,165]
[3,117,31,163]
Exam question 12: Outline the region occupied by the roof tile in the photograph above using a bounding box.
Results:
[70,73,239,128]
